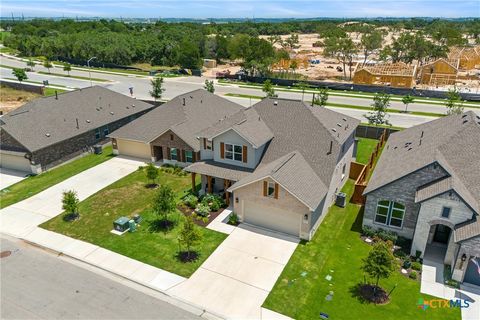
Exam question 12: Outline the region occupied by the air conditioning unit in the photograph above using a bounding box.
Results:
[335,192,347,208]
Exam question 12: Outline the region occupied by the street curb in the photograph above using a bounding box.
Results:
[21,237,226,320]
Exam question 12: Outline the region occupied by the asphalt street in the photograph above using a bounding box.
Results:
[0,237,199,320]
[2,54,479,128]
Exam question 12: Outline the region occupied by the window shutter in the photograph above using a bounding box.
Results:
[182,150,186,162]
[192,152,197,162]
[263,181,267,197]
[242,146,248,163]
[220,142,225,159]
[166,147,171,160]
[203,138,206,149]
[274,183,279,199]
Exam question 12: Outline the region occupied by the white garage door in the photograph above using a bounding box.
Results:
[117,139,151,160]
[0,152,31,172]
[243,201,301,237]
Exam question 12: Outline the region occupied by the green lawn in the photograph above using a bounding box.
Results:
[356,138,379,164]
[263,180,460,320]
[40,169,226,277]
[0,146,114,209]
[44,87,67,96]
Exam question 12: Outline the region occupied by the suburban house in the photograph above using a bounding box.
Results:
[185,97,360,240]
[0,86,154,174]
[363,111,480,286]
[108,89,244,164]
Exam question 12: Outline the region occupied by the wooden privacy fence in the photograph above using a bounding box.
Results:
[351,129,387,205]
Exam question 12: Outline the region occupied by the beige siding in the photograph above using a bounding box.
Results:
[0,151,32,172]
[116,139,151,159]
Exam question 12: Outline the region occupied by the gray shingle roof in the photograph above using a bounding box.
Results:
[455,218,480,242]
[365,111,480,214]
[184,160,253,181]
[0,86,154,152]
[197,107,273,148]
[108,89,244,151]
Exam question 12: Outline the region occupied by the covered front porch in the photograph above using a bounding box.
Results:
[184,160,253,207]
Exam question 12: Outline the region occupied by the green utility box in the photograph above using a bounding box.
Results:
[113,217,130,232]
[128,219,136,232]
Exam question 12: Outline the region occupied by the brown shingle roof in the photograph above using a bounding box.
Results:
[185,160,253,181]
[0,86,154,152]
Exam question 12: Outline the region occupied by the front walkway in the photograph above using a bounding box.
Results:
[169,212,298,319]
[421,245,480,320]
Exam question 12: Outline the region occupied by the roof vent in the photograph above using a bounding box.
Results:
[462,114,468,118]
[342,118,347,121]
[110,111,114,115]
[421,130,424,138]
[337,123,342,127]
[45,133,51,137]
[96,108,100,111]
[408,147,412,151]
[132,104,135,108]
[273,101,278,105]
[86,119,91,123]
[462,119,468,124]
[331,128,337,132]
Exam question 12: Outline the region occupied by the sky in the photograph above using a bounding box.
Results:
[1,0,479,19]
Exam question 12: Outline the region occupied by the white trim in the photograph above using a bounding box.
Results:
[224,142,243,163]
[374,200,405,229]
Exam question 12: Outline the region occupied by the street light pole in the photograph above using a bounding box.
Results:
[87,57,97,87]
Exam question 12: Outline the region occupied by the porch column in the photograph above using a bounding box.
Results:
[207,175,213,194]
[191,172,196,193]
[224,179,231,206]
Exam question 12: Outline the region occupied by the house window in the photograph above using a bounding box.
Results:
[206,140,212,150]
[185,150,193,163]
[95,128,101,140]
[375,200,405,228]
[267,182,275,198]
[441,207,451,218]
[170,134,174,141]
[103,126,109,137]
[225,143,243,162]
[170,148,178,161]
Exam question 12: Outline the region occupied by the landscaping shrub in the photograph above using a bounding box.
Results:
[362,225,376,237]
[183,194,198,209]
[195,203,211,217]
[409,271,417,280]
[377,229,398,243]
[411,261,422,271]
[228,212,240,225]
[393,249,407,259]
[201,193,225,211]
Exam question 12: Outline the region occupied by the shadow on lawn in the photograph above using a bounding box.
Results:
[350,206,364,233]
[176,251,200,263]
[349,283,390,305]
[63,213,80,222]
[148,218,176,233]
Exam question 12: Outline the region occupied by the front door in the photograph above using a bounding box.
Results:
[433,225,451,244]
[153,146,163,161]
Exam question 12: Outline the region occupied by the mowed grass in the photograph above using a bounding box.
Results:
[41,169,226,277]
[356,138,379,164]
[0,146,114,209]
[263,180,460,320]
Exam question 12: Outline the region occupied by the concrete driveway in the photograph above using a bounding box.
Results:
[0,168,28,190]
[169,224,298,319]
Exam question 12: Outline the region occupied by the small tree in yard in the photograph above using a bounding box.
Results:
[150,77,165,102]
[12,68,28,82]
[43,60,53,73]
[262,79,276,98]
[204,79,215,93]
[445,87,464,115]
[362,241,396,298]
[177,215,202,262]
[62,190,79,220]
[401,94,414,113]
[144,162,159,187]
[152,185,176,229]
[26,59,36,71]
[313,88,329,107]
[63,63,72,76]
[365,92,391,126]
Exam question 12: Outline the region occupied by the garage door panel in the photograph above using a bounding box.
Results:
[243,201,300,237]
[0,152,31,172]
[464,258,480,286]
[117,139,151,159]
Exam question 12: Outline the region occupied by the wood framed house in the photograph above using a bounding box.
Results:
[352,62,417,88]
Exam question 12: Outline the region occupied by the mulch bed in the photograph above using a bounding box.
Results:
[358,284,390,304]
[178,204,224,227]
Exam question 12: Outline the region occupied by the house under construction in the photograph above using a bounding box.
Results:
[448,46,480,70]
[352,62,417,88]
[418,58,459,86]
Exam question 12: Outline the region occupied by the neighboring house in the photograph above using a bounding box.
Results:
[363,111,480,286]
[186,97,360,240]
[0,86,154,174]
[108,89,244,165]
[448,46,480,70]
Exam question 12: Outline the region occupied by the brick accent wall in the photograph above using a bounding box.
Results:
[150,129,196,161]
[363,163,448,238]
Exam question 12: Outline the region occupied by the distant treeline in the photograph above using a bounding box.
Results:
[1,18,479,69]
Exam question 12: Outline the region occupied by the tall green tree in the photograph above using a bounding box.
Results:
[149,77,165,102]
[177,215,202,260]
[152,185,177,225]
[365,92,391,126]
[324,36,357,80]
[204,79,215,93]
[361,31,383,65]
[445,87,464,115]
[62,190,79,220]
[362,241,396,296]
[12,68,28,82]
[178,39,201,69]
[281,33,300,51]
[144,162,159,187]
[63,63,72,76]
[262,80,276,98]
[401,94,415,113]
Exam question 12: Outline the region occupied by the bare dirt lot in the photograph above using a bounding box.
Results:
[0,85,39,114]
